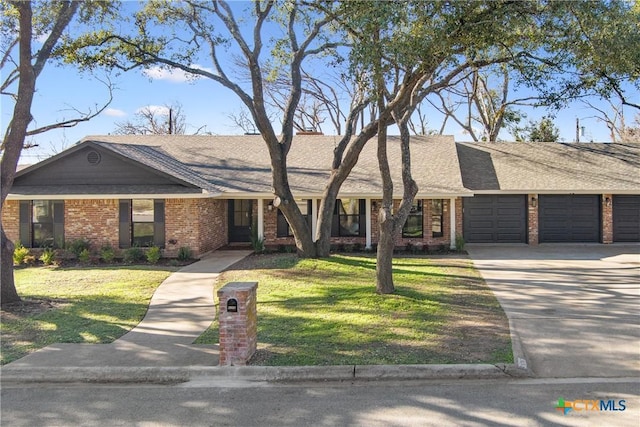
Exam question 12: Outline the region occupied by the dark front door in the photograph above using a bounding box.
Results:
[539,195,600,242]
[463,195,527,243]
[229,200,253,242]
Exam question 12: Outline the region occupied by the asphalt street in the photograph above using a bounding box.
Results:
[2,377,638,426]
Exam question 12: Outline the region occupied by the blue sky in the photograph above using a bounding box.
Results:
[2,3,635,165]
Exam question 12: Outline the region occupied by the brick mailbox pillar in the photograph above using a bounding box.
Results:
[217,282,258,366]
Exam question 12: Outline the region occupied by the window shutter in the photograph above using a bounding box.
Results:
[53,201,64,248]
[359,199,366,237]
[19,201,32,247]
[153,200,165,248]
[119,200,131,248]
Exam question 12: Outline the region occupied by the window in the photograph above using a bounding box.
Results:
[119,199,165,248]
[402,200,423,238]
[277,200,312,237]
[432,199,443,237]
[332,199,365,237]
[132,200,155,246]
[19,200,64,248]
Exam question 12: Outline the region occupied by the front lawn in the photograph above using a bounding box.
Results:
[1,266,176,365]
[197,254,513,366]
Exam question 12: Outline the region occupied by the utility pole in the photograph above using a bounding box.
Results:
[576,117,580,143]
[168,108,173,135]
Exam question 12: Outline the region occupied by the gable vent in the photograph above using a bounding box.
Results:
[87,150,102,165]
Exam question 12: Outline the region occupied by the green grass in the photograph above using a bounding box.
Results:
[197,254,513,366]
[1,266,176,365]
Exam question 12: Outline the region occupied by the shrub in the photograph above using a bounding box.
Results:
[146,246,162,264]
[123,246,145,264]
[39,248,56,266]
[100,245,116,263]
[13,243,30,266]
[249,221,266,254]
[455,235,466,252]
[67,238,92,257]
[177,246,192,261]
[78,248,91,264]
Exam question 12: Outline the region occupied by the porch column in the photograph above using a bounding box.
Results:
[366,198,372,249]
[257,199,264,239]
[311,199,318,242]
[449,197,456,250]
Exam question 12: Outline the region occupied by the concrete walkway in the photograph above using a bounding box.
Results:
[3,250,252,368]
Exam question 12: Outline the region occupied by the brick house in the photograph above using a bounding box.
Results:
[2,135,639,257]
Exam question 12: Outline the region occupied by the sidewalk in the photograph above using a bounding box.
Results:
[1,249,526,384]
[2,250,252,370]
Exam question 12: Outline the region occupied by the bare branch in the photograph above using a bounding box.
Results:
[26,76,114,136]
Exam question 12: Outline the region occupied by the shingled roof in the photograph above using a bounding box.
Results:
[10,135,639,200]
[80,134,471,197]
[456,142,640,193]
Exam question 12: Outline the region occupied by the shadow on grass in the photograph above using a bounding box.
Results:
[204,253,513,366]
[1,296,150,365]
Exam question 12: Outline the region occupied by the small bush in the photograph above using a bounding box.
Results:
[249,225,266,254]
[39,248,56,265]
[146,246,162,264]
[100,245,116,263]
[13,243,30,266]
[177,246,192,261]
[123,246,145,264]
[67,238,92,257]
[78,248,91,264]
[455,235,466,252]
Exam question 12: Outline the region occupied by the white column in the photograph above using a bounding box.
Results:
[311,199,318,242]
[449,197,456,250]
[257,198,264,239]
[366,198,372,249]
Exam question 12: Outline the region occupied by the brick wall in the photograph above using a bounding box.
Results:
[602,194,613,244]
[65,199,120,248]
[455,197,463,240]
[1,200,19,243]
[3,197,228,258]
[528,194,539,245]
[165,198,227,257]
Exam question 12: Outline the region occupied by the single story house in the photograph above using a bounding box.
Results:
[2,134,639,257]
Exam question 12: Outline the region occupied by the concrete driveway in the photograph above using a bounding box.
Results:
[467,244,640,378]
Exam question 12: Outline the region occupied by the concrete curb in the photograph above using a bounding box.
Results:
[0,363,521,385]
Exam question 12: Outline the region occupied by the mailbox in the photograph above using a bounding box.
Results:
[226,298,238,313]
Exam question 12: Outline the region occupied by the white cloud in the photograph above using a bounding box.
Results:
[142,64,213,83]
[103,108,127,117]
[136,105,170,116]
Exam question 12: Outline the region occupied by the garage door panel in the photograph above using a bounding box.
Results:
[613,195,640,242]
[463,195,527,243]
[539,195,600,243]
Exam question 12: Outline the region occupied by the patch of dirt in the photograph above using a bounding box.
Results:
[1,298,67,319]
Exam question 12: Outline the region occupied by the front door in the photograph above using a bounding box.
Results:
[229,200,253,242]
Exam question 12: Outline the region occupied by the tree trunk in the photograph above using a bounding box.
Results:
[1,2,39,304]
[376,205,396,294]
[1,227,20,303]
[375,111,419,294]
[375,106,396,293]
